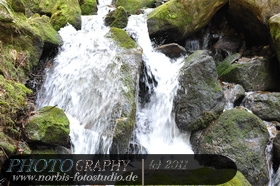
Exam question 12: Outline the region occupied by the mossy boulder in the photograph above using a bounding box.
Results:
[269,14,280,66]
[23,0,82,30]
[115,0,156,15]
[105,6,128,29]
[217,56,280,91]
[25,106,70,146]
[106,27,137,49]
[174,50,225,132]
[147,0,228,43]
[228,0,280,44]
[51,0,81,31]
[28,15,63,48]
[0,9,61,82]
[191,108,269,185]
[242,92,280,122]
[0,75,32,126]
[79,0,97,15]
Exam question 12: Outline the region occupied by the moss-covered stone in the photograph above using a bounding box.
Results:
[51,0,81,31]
[79,0,97,15]
[115,0,155,14]
[107,27,137,49]
[174,50,225,132]
[147,0,228,43]
[217,56,280,91]
[0,75,32,126]
[192,108,269,185]
[25,106,70,146]
[0,10,61,81]
[105,6,128,29]
[28,14,63,47]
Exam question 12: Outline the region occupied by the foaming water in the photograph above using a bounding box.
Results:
[36,2,122,154]
[36,2,193,155]
[126,11,193,154]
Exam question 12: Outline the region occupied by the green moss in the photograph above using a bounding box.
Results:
[26,106,70,146]
[0,131,17,155]
[50,0,81,31]
[38,0,57,15]
[147,0,193,33]
[105,6,128,28]
[0,75,32,127]
[107,27,137,49]
[115,0,155,14]
[217,60,231,76]
[28,14,62,45]
[80,0,97,15]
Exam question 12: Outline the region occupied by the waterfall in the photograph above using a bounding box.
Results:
[36,1,193,155]
[36,1,121,154]
[126,11,193,154]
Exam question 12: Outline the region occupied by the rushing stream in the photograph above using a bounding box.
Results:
[36,0,193,155]
[35,0,279,185]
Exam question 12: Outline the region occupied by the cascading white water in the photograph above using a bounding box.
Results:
[126,11,193,154]
[36,1,122,154]
[36,1,193,155]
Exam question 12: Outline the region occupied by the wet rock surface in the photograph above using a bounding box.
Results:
[174,50,225,132]
[191,108,270,186]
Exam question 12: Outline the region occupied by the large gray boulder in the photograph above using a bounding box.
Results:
[174,50,225,132]
[242,92,280,122]
[217,56,280,91]
[191,108,270,186]
[109,49,142,154]
[147,0,228,43]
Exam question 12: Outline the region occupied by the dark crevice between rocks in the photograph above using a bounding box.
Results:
[138,61,158,107]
